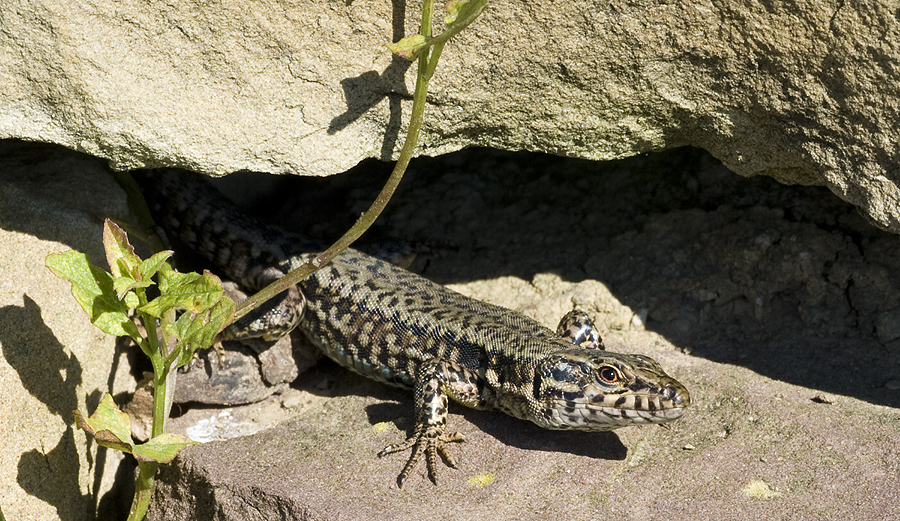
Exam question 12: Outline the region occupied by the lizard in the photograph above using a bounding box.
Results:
[132,168,692,487]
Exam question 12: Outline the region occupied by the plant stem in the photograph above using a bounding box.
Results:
[421,0,436,38]
[129,304,171,521]
[126,461,158,521]
[134,286,171,439]
[424,0,488,52]
[230,0,446,325]
[150,353,173,439]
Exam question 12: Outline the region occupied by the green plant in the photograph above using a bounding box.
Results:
[47,221,233,520]
[50,1,488,518]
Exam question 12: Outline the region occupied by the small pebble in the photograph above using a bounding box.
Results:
[631,308,648,328]
[885,379,900,390]
[281,393,304,409]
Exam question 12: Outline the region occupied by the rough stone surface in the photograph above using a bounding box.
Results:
[2,1,900,232]
[141,145,900,520]
[0,141,136,520]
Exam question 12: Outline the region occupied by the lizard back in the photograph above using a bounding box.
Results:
[134,169,574,389]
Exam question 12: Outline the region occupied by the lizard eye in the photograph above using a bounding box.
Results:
[597,366,621,384]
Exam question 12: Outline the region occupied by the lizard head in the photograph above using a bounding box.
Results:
[532,349,691,431]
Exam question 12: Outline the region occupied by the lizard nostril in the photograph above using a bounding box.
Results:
[667,384,690,406]
[665,385,676,400]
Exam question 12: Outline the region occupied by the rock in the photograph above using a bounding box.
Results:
[0,141,136,520]
[166,332,319,406]
[171,347,275,406]
[148,342,900,521]
[5,137,900,520]
[2,2,900,231]
[164,389,325,444]
[876,308,900,344]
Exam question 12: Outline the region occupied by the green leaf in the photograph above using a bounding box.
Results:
[74,393,134,454]
[132,433,199,464]
[141,269,225,317]
[444,0,487,27]
[112,275,152,299]
[167,296,234,368]
[74,395,199,463]
[139,250,173,281]
[46,250,142,342]
[387,34,429,60]
[104,219,141,281]
[123,291,141,310]
[103,220,171,299]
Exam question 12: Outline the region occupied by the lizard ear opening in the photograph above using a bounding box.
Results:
[547,357,579,383]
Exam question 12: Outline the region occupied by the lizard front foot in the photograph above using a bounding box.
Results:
[378,427,466,487]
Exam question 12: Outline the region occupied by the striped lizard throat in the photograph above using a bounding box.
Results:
[134,169,691,487]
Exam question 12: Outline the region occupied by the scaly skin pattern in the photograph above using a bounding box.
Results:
[134,169,692,487]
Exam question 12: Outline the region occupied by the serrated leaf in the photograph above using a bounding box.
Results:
[132,433,199,464]
[157,267,201,292]
[104,221,170,299]
[170,297,234,368]
[46,250,142,342]
[74,395,199,463]
[162,269,224,313]
[103,220,141,280]
[138,250,173,281]
[74,393,134,454]
[387,34,429,60]
[141,269,224,317]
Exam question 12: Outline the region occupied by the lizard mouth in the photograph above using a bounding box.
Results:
[537,379,692,431]
[583,401,688,421]
[542,399,689,430]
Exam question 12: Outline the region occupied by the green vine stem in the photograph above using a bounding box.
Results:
[126,461,158,521]
[229,0,483,326]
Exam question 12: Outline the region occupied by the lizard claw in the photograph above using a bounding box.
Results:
[379,429,466,487]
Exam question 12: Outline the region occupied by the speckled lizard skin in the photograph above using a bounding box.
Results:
[133,168,691,487]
